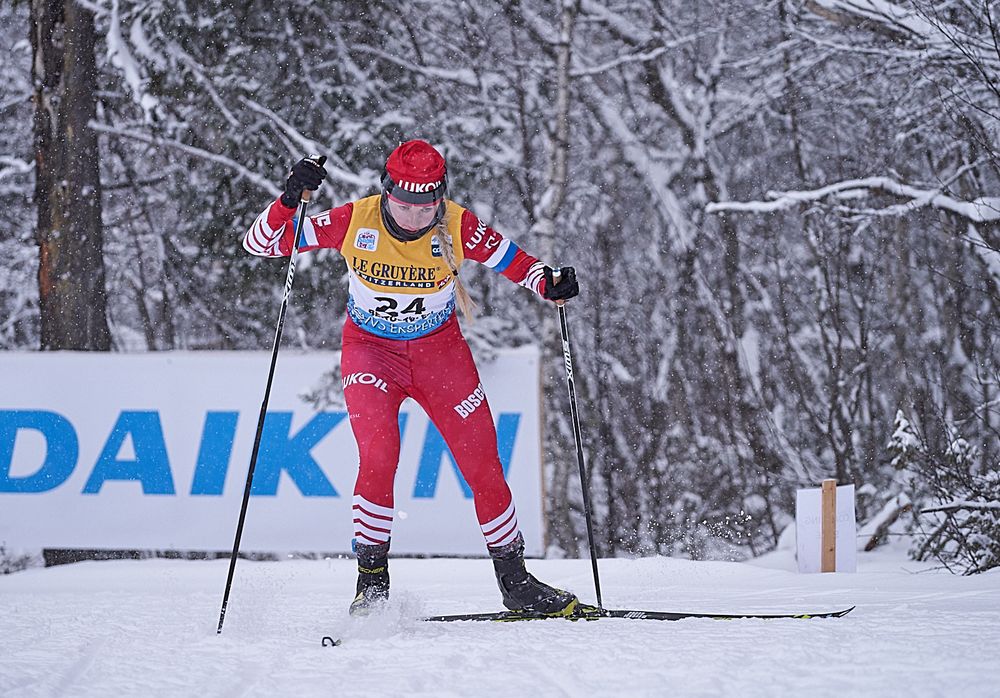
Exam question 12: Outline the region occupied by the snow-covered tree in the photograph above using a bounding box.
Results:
[30,0,112,349]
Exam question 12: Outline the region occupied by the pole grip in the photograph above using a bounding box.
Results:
[551,267,565,306]
[299,154,327,203]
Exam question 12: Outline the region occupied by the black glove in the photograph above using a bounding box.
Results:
[543,265,579,301]
[280,155,327,208]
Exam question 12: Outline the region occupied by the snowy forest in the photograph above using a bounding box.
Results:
[1,0,998,572]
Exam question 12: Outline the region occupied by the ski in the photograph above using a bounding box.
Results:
[323,604,854,643]
[421,603,855,623]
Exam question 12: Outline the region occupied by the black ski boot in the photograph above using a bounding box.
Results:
[349,541,390,617]
[490,534,578,615]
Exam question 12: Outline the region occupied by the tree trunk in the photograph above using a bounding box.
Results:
[31,0,111,350]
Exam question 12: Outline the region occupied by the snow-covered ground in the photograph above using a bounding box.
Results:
[2,538,998,697]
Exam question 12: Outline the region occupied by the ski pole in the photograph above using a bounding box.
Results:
[216,157,324,634]
[553,276,603,610]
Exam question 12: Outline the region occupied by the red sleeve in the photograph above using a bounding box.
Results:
[243,197,353,257]
[460,209,548,296]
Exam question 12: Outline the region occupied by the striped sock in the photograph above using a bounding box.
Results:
[353,494,393,546]
[482,500,520,549]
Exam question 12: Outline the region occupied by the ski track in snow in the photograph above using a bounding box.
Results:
[2,544,999,697]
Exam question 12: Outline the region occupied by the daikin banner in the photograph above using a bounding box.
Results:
[0,348,544,556]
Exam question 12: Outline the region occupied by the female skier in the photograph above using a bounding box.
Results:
[243,140,581,616]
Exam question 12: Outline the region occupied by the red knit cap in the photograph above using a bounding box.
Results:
[384,140,447,203]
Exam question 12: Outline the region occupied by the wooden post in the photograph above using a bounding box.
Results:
[821,479,837,572]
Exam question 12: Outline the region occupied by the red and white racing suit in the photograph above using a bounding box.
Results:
[243,194,550,551]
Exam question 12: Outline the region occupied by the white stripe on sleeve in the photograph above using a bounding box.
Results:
[301,215,318,248]
[518,261,546,295]
[242,203,286,257]
[483,238,512,269]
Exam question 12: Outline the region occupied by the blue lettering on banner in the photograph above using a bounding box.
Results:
[0,409,520,499]
[82,411,175,495]
[0,410,79,493]
[250,412,345,496]
[190,412,239,496]
[413,413,520,498]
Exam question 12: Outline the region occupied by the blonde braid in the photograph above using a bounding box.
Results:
[436,211,476,320]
